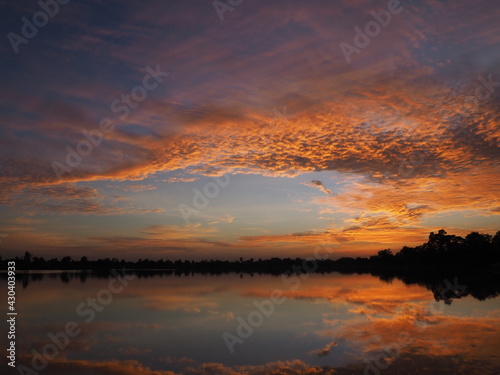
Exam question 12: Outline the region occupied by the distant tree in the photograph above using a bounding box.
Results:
[24,251,32,263]
[465,232,492,257]
[493,231,500,250]
[397,245,416,260]
[377,249,393,258]
[427,229,451,252]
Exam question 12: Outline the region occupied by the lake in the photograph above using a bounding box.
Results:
[3,271,500,374]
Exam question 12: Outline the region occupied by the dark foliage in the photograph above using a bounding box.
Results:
[2,230,499,273]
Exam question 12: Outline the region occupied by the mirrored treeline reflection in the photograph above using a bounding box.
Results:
[2,268,499,302]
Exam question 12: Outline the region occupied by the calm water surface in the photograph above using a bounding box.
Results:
[2,271,499,374]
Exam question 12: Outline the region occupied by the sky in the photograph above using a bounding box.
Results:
[0,0,499,260]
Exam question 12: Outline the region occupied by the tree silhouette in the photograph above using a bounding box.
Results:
[1,230,498,276]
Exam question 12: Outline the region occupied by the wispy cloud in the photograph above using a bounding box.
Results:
[303,180,336,195]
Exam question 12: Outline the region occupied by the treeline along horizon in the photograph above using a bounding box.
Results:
[1,230,499,273]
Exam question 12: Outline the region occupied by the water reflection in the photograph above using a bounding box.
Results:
[1,271,499,374]
[8,268,500,302]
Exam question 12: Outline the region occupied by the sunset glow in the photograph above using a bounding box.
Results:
[1,0,499,260]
